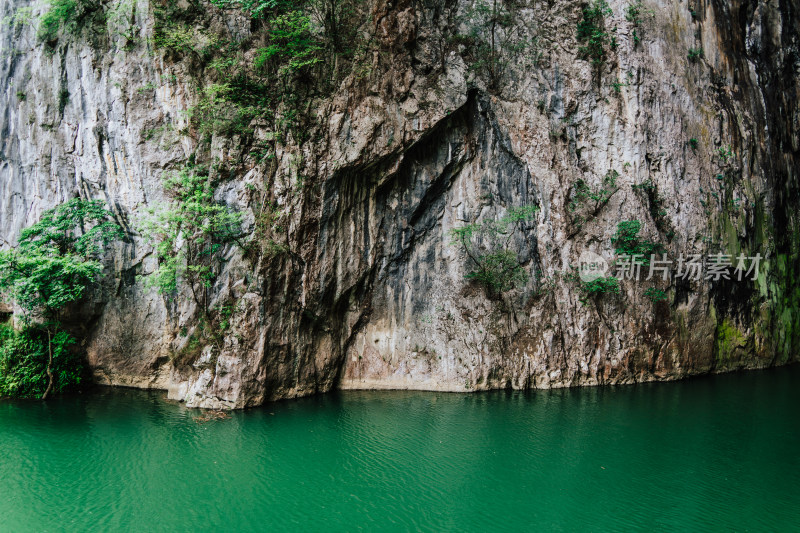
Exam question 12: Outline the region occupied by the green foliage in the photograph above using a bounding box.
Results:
[625,1,653,43]
[255,10,322,77]
[0,326,81,399]
[688,47,703,61]
[611,220,664,262]
[150,0,224,58]
[141,164,243,311]
[38,0,78,42]
[464,249,528,292]
[454,0,520,90]
[576,0,617,66]
[3,7,34,28]
[170,299,240,366]
[581,276,620,297]
[568,170,619,231]
[37,0,102,44]
[250,201,289,259]
[644,287,667,303]
[16,198,124,258]
[688,137,699,150]
[450,205,538,296]
[215,303,235,332]
[0,322,11,344]
[153,20,224,60]
[104,0,138,43]
[191,83,263,138]
[210,0,287,19]
[717,145,734,164]
[570,170,619,211]
[0,253,101,317]
[170,3,328,138]
[153,23,196,54]
[0,199,121,399]
[0,199,123,318]
[610,79,628,93]
[153,0,362,143]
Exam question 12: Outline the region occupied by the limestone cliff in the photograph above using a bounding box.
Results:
[0,0,797,407]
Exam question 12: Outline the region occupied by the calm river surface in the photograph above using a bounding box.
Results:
[1,365,799,531]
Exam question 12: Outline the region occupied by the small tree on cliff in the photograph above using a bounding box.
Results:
[455,0,520,91]
[138,163,245,365]
[450,205,538,297]
[0,198,123,399]
[140,163,244,315]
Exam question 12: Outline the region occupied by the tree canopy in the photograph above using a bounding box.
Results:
[0,198,123,399]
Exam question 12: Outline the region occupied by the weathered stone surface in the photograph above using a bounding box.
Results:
[0,0,797,407]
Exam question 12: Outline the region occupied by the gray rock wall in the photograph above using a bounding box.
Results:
[0,0,797,407]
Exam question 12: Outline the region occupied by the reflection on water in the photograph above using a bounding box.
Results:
[1,365,799,531]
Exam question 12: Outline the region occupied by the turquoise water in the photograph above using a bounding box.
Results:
[1,365,799,531]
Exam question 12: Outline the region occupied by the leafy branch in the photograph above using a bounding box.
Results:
[576,0,617,67]
[141,164,244,315]
[0,199,123,399]
[450,205,538,296]
[567,169,619,236]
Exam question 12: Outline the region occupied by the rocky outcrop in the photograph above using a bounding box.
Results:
[0,0,797,407]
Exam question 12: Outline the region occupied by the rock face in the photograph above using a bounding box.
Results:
[0,0,798,408]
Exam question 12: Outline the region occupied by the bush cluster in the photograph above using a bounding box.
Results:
[576,0,617,66]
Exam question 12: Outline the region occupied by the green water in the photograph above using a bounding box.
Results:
[1,366,799,532]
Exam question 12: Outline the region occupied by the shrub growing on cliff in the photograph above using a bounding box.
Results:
[191,83,263,138]
[581,276,620,297]
[161,0,362,143]
[254,10,322,78]
[0,199,123,399]
[141,164,244,313]
[38,0,79,42]
[37,0,103,45]
[611,220,663,263]
[576,0,617,66]
[454,0,513,90]
[625,1,653,43]
[450,205,538,296]
[568,169,619,233]
[3,7,34,28]
[644,287,667,303]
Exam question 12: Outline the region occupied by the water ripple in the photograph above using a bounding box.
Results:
[1,367,799,531]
